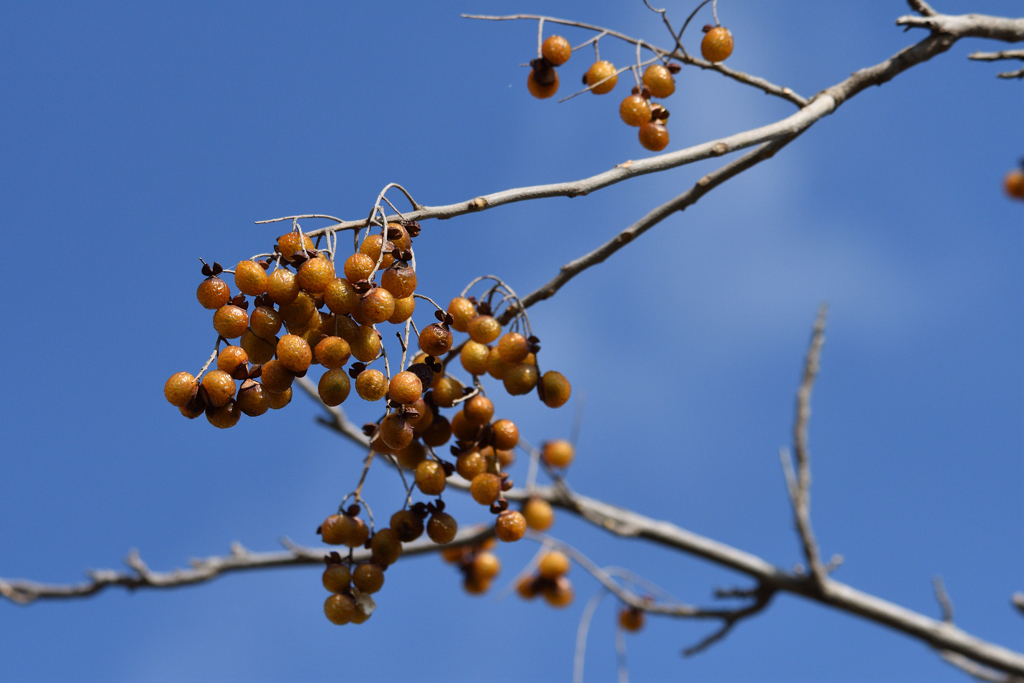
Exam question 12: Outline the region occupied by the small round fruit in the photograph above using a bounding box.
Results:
[639,121,669,152]
[527,68,559,99]
[585,60,617,94]
[542,439,575,468]
[278,291,316,327]
[213,305,249,339]
[234,260,268,296]
[260,359,294,394]
[314,336,351,369]
[164,372,196,407]
[456,450,488,480]
[386,223,412,251]
[432,376,464,408]
[297,256,335,294]
[701,26,734,63]
[381,265,417,299]
[497,333,530,364]
[380,413,414,451]
[495,448,515,468]
[276,334,312,373]
[236,379,270,417]
[451,410,480,442]
[388,296,415,324]
[266,269,300,306]
[487,347,511,380]
[523,498,554,531]
[467,316,501,344]
[370,528,403,565]
[196,277,230,310]
[491,419,519,450]
[324,278,359,315]
[415,460,447,495]
[619,606,645,632]
[268,387,292,409]
[542,35,572,66]
[427,511,458,544]
[240,329,276,365]
[318,369,351,406]
[517,576,539,599]
[419,323,453,357]
[463,575,491,595]
[504,363,539,395]
[463,395,494,425]
[390,509,424,542]
[344,253,376,283]
[406,398,433,432]
[322,563,352,593]
[277,231,314,262]
[494,510,527,542]
[355,369,388,401]
[642,63,676,98]
[359,234,395,269]
[205,400,241,429]
[1005,169,1024,200]
[538,550,570,579]
[359,287,395,325]
[352,563,385,594]
[420,414,452,447]
[350,326,382,363]
[539,370,572,408]
[249,306,282,340]
[620,94,653,127]
[332,515,369,548]
[543,576,574,607]
[447,297,477,332]
[389,371,423,405]
[472,552,501,582]
[350,607,372,625]
[217,346,248,375]
[324,593,356,625]
[470,473,501,506]
[460,341,490,376]
[202,370,236,408]
[395,440,427,470]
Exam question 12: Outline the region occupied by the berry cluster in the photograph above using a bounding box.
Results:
[516,549,575,608]
[441,538,502,595]
[165,210,574,625]
[525,18,734,153]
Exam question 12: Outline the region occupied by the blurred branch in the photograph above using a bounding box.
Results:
[968,49,1024,79]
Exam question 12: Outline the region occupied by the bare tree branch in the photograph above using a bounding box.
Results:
[968,48,1024,78]
[934,575,955,623]
[896,13,1024,42]
[1013,593,1024,617]
[941,651,1024,683]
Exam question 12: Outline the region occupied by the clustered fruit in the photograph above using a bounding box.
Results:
[165,216,574,624]
[526,15,734,153]
[1005,164,1024,201]
[516,549,575,607]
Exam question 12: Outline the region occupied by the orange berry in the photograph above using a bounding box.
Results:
[487,347,511,380]
[472,552,501,581]
[620,94,653,127]
[236,379,269,417]
[538,550,570,579]
[470,473,501,505]
[390,509,424,542]
[277,232,314,262]
[279,291,316,328]
[267,387,292,409]
[495,447,515,468]
[359,287,395,325]
[585,60,617,94]
[463,395,494,425]
[355,369,388,401]
[642,63,676,98]
[463,575,492,595]
[504,363,539,395]
[314,336,351,369]
[419,323,453,357]
[427,511,458,544]
[395,440,427,470]
[350,325,381,363]
[164,372,196,407]
[386,223,413,251]
[370,528,403,566]
[460,341,490,376]
[517,576,539,599]
[381,265,417,299]
[527,68,559,99]
[296,256,335,294]
[260,359,294,394]
[323,278,359,316]
[389,371,423,405]
[467,315,501,344]
[381,413,414,450]
[701,26,734,62]
[523,497,554,531]
[318,368,351,406]
[1005,169,1024,199]
[196,277,230,310]
[619,606,645,632]
[234,261,268,296]
[539,370,572,408]
[205,400,241,429]
[432,376,464,408]
[359,234,395,269]
[388,296,416,324]
[494,510,527,542]
[352,563,385,594]
[415,459,447,495]
[216,345,248,375]
[213,305,249,339]
[321,514,369,548]
[542,35,571,66]
[266,269,299,306]
[456,450,488,480]
[447,297,477,332]
[451,410,481,442]
[276,334,312,373]
[240,329,276,365]
[344,252,376,283]
[202,370,236,408]
[639,121,669,152]
[406,398,434,432]
[543,576,574,607]
[350,606,372,625]
[324,593,356,625]
[249,306,282,340]
[497,333,530,364]
[322,563,351,593]
[491,419,519,450]
[420,414,452,447]
[542,439,574,468]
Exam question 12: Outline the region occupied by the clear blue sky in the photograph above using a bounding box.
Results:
[1,1,1021,681]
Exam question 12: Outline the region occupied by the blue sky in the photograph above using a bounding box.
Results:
[1,1,1021,681]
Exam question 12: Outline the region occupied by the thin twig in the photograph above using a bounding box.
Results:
[934,575,954,623]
